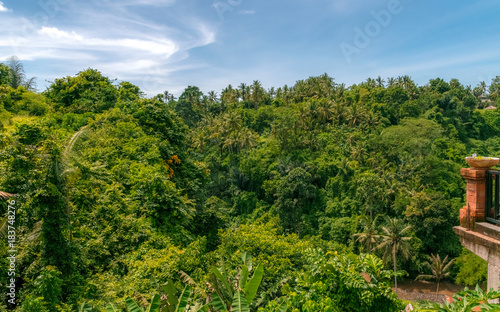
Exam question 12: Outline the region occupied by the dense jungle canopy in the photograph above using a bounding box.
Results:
[2,59,500,311]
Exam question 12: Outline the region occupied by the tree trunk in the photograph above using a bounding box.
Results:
[436,280,440,300]
[393,245,397,294]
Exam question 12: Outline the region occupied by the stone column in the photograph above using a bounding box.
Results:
[488,261,500,293]
[460,168,487,229]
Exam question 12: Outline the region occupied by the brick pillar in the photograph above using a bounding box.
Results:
[460,168,487,229]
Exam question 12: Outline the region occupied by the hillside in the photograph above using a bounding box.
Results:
[1,64,500,311]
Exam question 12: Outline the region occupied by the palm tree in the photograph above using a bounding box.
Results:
[387,77,396,88]
[480,81,487,94]
[7,56,36,90]
[221,84,238,104]
[190,130,206,152]
[317,99,335,124]
[331,100,348,125]
[376,76,385,88]
[353,215,379,254]
[207,90,218,102]
[375,217,413,294]
[238,128,257,151]
[7,56,25,89]
[347,102,367,127]
[162,90,176,103]
[268,87,276,99]
[365,77,376,89]
[250,80,264,109]
[238,83,248,101]
[223,132,239,153]
[415,254,454,298]
[223,111,242,132]
[335,83,346,98]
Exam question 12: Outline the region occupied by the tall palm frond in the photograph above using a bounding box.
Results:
[375,217,413,294]
[416,254,455,298]
[353,215,379,254]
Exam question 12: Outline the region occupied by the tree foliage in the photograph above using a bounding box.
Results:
[0,64,495,311]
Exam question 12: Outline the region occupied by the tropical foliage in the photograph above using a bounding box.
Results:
[1,59,499,311]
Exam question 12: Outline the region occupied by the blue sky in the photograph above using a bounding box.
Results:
[0,0,499,96]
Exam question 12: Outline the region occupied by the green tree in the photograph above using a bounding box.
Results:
[353,216,378,254]
[416,254,454,298]
[7,56,26,89]
[455,249,487,287]
[44,68,118,113]
[175,86,204,126]
[275,167,318,235]
[260,249,404,312]
[375,217,413,293]
[0,63,9,86]
[489,76,500,101]
[418,285,500,311]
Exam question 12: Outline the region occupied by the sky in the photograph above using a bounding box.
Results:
[0,0,499,97]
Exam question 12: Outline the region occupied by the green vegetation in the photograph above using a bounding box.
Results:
[416,254,455,298]
[1,60,500,311]
[418,285,500,311]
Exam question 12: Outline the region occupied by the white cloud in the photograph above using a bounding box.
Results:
[195,24,216,46]
[0,1,10,12]
[0,17,213,94]
[34,26,178,57]
[38,27,83,41]
[0,1,217,96]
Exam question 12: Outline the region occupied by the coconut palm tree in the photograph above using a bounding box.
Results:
[365,77,376,89]
[268,86,276,99]
[387,77,396,88]
[376,76,385,88]
[347,102,368,127]
[223,111,242,132]
[250,80,264,109]
[375,217,413,294]
[317,99,335,124]
[416,254,454,298]
[162,90,176,103]
[221,84,238,104]
[239,128,257,151]
[353,215,379,254]
[335,83,346,98]
[238,82,249,101]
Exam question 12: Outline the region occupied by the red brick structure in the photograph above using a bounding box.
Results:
[460,168,487,229]
[455,167,500,293]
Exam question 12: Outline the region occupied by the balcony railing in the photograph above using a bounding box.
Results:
[486,169,500,224]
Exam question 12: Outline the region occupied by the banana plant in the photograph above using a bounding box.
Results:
[208,252,264,312]
[78,301,93,312]
[106,303,119,312]
[125,294,161,312]
[159,278,209,312]
[160,280,192,312]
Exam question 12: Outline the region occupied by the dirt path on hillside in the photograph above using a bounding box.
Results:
[395,279,465,303]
